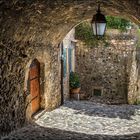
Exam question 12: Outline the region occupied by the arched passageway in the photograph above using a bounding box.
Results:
[0,0,140,137]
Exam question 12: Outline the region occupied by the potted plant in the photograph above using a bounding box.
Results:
[69,71,81,94]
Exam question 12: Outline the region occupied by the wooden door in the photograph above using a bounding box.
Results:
[29,59,40,115]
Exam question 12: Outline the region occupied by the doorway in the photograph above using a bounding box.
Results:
[29,59,40,115]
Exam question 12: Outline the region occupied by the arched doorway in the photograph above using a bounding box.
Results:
[29,59,40,115]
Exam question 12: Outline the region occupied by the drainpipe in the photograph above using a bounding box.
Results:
[60,43,64,105]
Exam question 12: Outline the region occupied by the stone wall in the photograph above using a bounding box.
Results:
[0,41,27,136]
[128,47,140,104]
[136,48,140,103]
[24,46,61,119]
[75,35,136,104]
[0,40,61,137]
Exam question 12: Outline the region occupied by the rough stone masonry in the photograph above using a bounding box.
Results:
[75,29,139,104]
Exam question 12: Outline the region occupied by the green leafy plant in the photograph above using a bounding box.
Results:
[69,72,80,89]
[136,28,140,47]
[75,22,98,47]
[134,99,140,105]
[106,16,131,32]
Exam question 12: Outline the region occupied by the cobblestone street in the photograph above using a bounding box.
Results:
[2,101,140,140]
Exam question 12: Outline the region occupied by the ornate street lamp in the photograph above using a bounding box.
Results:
[91,4,106,37]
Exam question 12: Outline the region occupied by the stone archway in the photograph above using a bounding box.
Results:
[0,0,140,136]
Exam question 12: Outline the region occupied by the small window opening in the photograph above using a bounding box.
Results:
[94,89,102,96]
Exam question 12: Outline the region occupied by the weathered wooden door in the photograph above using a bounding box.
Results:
[29,59,40,115]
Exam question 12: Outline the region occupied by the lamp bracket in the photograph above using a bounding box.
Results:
[97,3,101,13]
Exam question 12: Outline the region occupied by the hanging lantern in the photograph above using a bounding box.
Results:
[91,4,107,36]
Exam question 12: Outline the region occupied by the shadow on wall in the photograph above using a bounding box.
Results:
[63,101,140,120]
[1,123,140,140]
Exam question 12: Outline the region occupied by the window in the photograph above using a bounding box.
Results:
[68,48,74,72]
[62,40,75,78]
[68,42,75,72]
[63,47,67,78]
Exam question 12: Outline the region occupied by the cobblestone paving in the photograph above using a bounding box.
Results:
[2,101,140,140]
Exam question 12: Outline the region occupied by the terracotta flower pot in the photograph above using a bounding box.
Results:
[70,87,81,94]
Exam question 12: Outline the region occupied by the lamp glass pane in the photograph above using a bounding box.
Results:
[96,23,106,36]
[92,23,106,36]
[92,23,97,35]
